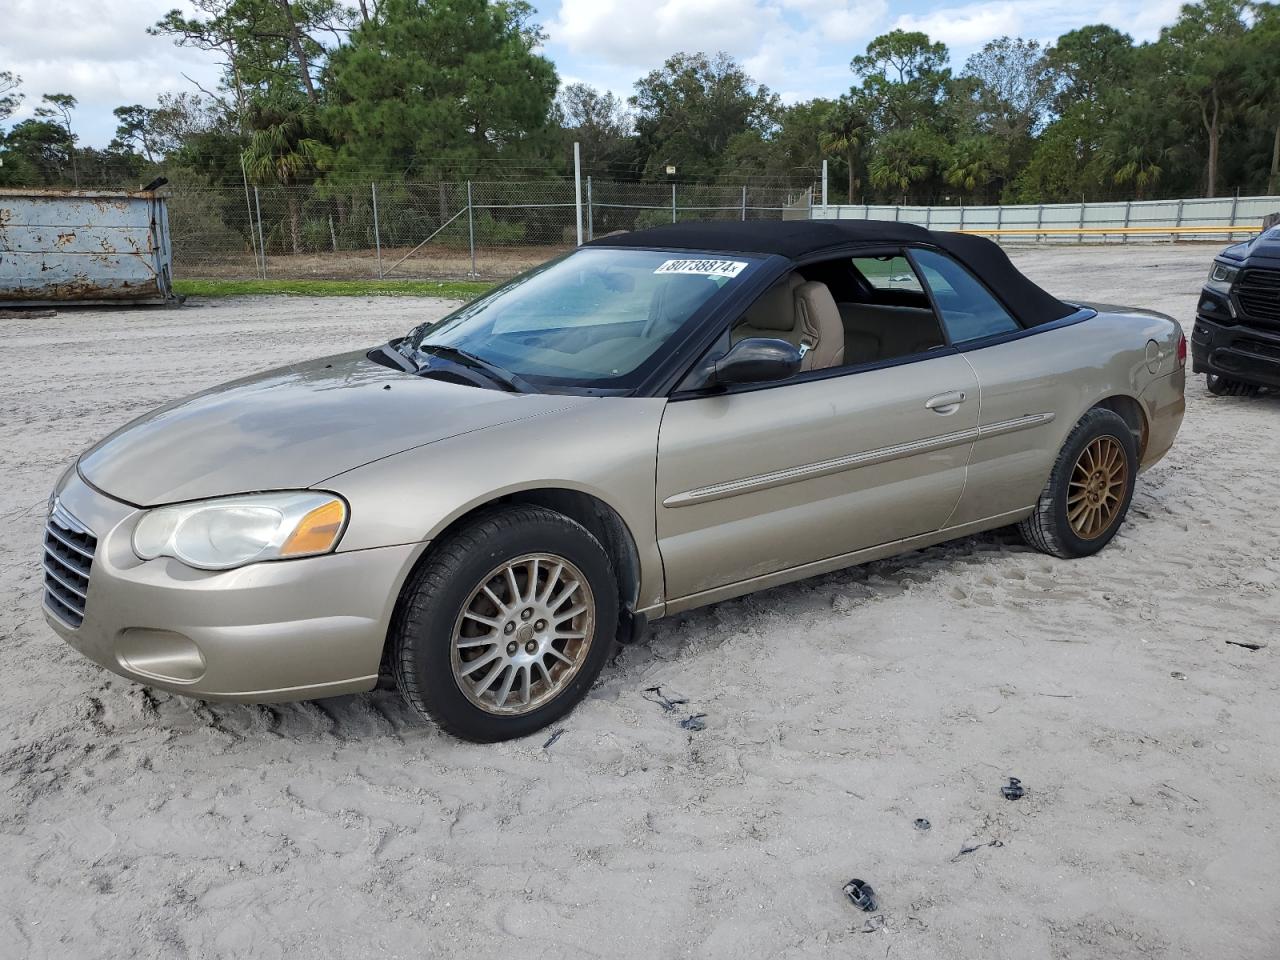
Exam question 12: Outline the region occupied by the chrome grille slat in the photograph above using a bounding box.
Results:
[42,504,97,628]
[45,586,84,621]
[42,560,88,599]
[44,523,95,561]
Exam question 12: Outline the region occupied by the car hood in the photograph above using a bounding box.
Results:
[78,351,585,506]
[1219,225,1280,264]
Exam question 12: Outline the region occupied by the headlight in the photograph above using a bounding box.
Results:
[1207,263,1239,287]
[133,492,347,570]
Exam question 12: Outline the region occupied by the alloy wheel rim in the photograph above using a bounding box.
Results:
[450,553,596,716]
[1067,435,1128,540]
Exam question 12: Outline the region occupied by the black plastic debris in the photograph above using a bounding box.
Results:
[679,713,707,732]
[1170,671,1188,680]
[542,728,565,749]
[1225,639,1265,651]
[642,686,688,713]
[842,878,878,912]
[913,818,931,831]
[1001,777,1025,800]
[951,839,1004,862]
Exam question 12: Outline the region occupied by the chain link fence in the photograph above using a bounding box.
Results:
[170,178,816,281]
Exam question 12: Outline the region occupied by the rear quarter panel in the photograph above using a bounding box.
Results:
[950,310,1182,526]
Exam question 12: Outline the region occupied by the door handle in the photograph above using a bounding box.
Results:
[925,391,967,414]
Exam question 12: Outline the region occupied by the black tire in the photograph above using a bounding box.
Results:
[391,505,619,742]
[1018,408,1138,559]
[1205,373,1259,397]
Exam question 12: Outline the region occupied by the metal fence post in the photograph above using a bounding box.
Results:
[741,185,747,222]
[1175,198,1184,243]
[671,183,677,224]
[573,142,584,247]
[1123,200,1132,244]
[586,176,594,241]
[1079,199,1086,244]
[821,159,828,211]
[1229,189,1240,239]
[959,202,965,230]
[995,204,1003,244]
[467,180,477,277]
[1036,203,1044,241]
[239,157,261,280]
[371,182,383,279]
[253,186,267,279]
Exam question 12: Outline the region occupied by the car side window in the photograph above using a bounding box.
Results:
[911,248,1020,343]
[836,254,948,367]
[851,255,923,293]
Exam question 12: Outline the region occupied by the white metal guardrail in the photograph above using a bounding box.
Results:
[810,196,1280,242]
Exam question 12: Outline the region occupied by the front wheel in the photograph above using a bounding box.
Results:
[391,505,619,742]
[1018,408,1138,559]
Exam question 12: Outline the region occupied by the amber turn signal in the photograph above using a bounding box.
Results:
[281,498,347,556]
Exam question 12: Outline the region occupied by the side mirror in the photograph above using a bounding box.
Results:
[684,337,803,390]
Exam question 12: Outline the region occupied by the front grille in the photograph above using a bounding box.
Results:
[1237,269,1280,324]
[43,503,97,628]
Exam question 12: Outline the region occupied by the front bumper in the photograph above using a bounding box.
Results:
[43,471,428,702]
[1191,315,1280,389]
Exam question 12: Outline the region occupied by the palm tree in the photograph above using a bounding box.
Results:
[867,128,938,200]
[944,137,1000,201]
[242,98,331,254]
[820,95,869,201]
[1099,94,1173,200]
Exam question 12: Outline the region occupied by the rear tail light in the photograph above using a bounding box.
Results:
[1176,331,1187,367]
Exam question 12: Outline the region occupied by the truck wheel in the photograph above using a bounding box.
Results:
[391,505,619,742]
[1205,373,1259,397]
[1018,408,1138,559]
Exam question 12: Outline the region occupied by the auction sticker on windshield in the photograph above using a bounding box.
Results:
[654,259,749,279]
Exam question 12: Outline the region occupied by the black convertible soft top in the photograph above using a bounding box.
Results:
[587,219,1076,327]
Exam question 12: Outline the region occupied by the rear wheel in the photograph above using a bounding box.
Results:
[1205,373,1259,397]
[391,505,619,742]
[1018,408,1138,559]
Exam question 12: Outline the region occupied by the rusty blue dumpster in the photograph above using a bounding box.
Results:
[0,188,176,306]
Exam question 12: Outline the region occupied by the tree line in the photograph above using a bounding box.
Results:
[1,0,1277,219]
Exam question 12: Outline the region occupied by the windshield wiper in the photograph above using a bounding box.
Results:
[368,341,418,373]
[415,343,539,394]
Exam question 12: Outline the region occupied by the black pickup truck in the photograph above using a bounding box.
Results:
[1192,225,1280,395]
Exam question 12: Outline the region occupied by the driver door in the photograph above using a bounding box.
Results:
[655,263,979,606]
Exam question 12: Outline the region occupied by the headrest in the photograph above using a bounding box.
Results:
[744,273,803,331]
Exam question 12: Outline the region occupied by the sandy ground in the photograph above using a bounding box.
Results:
[1,245,1277,960]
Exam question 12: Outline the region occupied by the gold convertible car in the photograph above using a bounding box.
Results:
[44,221,1185,741]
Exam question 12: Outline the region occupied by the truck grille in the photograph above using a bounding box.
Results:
[1237,269,1280,324]
[43,503,97,628]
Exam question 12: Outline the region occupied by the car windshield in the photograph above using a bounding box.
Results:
[405,247,763,391]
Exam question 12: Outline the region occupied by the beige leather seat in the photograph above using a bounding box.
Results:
[794,281,845,370]
[837,303,946,363]
[733,274,844,371]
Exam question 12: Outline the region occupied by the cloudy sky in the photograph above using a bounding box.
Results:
[2,0,1187,147]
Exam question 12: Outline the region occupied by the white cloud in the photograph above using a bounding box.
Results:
[548,0,772,67]
[1,0,222,146]
[546,0,888,104]
[892,0,1186,61]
